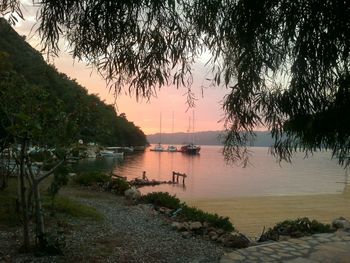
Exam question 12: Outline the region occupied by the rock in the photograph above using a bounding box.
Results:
[189,221,202,230]
[210,234,219,241]
[171,222,183,230]
[220,232,251,248]
[124,187,141,201]
[182,222,190,231]
[158,207,172,215]
[208,231,218,238]
[332,217,350,231]
[181,231,191,238]
[216,229,225,235]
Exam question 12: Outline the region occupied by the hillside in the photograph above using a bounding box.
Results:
[147,130,274,147]
[0,18,147,147]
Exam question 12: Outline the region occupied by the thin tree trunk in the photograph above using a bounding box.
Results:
[19,140,30,251]
[33,181,45,248]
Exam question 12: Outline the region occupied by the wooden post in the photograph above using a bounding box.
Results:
[142,171,146,180]
[172,172,175,183]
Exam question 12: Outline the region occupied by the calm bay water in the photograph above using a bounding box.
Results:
[72,146,348,199]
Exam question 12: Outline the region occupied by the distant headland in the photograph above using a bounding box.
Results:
[147,130,274,147]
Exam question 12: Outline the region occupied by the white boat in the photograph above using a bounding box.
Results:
[151,143,166,152]
[98,150,124,158]
[167,112,177,152]
[151,113,165,152]
[167,145,177,152]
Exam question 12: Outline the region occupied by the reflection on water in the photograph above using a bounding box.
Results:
[72,146,348,199]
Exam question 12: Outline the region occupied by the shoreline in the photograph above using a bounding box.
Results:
[184,186,350,238]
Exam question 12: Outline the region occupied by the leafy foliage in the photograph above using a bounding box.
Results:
[73,172,111,186]
[0,19,147,147]
[140,191,234,231]
[2,0,349,165]
[108,178,130,195]
[47,166,70,204]
[140,192,182,210]
[178,205,234,232]
[259,217,334,241]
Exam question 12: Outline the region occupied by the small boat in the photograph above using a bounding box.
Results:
[98,150,124,158]
[151,113,166,152]
[180,111,201,155]
[167,145,178,152]
[180,143,201,154]
[150,143,166,152]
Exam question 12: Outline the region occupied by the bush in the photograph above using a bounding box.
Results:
[109,177,130,195]
[140,192,181,210]
[140,191,234,231]
[259,217,334,241]
[179,205,234,232]
[73,172,111,186]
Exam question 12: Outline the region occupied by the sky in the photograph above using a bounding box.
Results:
[10,2,230,135]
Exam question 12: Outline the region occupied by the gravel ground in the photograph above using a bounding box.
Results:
[0,194,226,263]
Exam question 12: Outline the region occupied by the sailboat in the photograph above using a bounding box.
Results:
[151,113,166,152]
[167,112,178,152]
[180,111,201,154]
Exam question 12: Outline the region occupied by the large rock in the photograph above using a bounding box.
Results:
[124,187,141,201]
[219,232,251,248]
[189,221,202,230]
[332,217,350,231]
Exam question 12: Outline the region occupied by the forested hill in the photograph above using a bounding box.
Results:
[0,18,147,147]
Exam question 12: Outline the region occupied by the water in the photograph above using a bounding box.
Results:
[72,145,348,199]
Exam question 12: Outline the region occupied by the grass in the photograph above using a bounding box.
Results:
[0,178,20,228]
[44,196,104,221]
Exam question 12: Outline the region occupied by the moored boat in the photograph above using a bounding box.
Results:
[167,145,177,152]
[150,143,166,152]
[180,143,201,154]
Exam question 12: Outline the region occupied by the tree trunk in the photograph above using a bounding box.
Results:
[19,140,30,251]
[33,180,45,248]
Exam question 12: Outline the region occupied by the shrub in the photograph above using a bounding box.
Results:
[73,172,111,186]
[179,205,234,232]
[259,217,334,241]
[140,192,181,210]
[109,177,131,195]
[140,191,234,231]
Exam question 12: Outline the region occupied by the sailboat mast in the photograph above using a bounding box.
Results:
[159,112,162,145]
[192,110,195,144]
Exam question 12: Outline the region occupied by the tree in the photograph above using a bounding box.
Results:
[1,0,349,166]
[0,62,74,251]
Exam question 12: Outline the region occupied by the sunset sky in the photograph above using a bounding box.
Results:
[11,2,229,135]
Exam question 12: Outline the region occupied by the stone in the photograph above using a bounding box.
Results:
[182,231,191,238]
[171,222,183,230]
[211,234,219,241]
[189,221,202,230]
[124,187,141,201]
[158,207,172,215]
[221,232,251,248]
[209,231,218,238]
[332,217,350,231]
